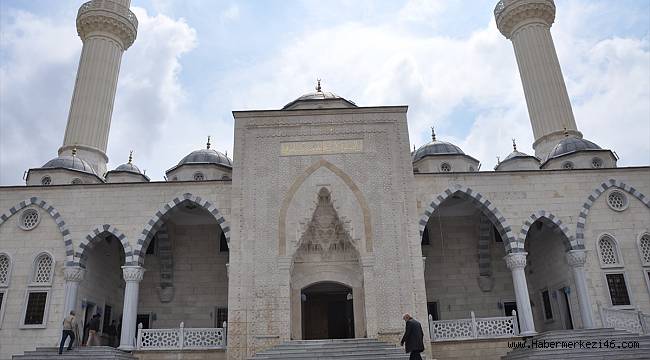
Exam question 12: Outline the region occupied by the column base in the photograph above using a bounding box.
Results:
[118,345,135,351]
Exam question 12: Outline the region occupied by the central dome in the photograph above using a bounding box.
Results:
[179,148,232,168]
[546,136,601,161]
[282,80,356,110]
[42,154,97,175]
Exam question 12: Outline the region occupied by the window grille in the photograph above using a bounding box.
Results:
[41,176,52,185]
[194,172,204,181]
[24,291,48,325]
[33,254,53,284]
[20,209,40,230]
[0,255,9,285]
[71,178,82,184]
[598,236,619,266]
[607,190,627,211]
[640,234,650,265]
[562,161,574,169]
[440,163,451,172]
[591,158,603,168]
[606,273,631,306]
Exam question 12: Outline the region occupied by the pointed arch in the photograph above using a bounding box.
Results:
[133,192,230,265]
[76,224,134,268]
[519,210,577,250]
[279,159,372,256]
[418,185,520,252]
[0,197,74,266]
[576,178,650,242]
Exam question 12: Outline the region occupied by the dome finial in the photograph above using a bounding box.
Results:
[128,150,133,164]
[512,138,517,151]
[413,144,416,152]
[72,146,77,157]
[497,155,500,164]
[431,126,436,141]
[563,127,569,137]
[316,78,322,92]
[206,136,211,149]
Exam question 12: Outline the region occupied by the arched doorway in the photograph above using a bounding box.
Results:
[301,282,354,339]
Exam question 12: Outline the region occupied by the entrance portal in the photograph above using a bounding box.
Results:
[301,282,354,340]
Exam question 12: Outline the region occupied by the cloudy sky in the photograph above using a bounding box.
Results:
[1,0,648,185]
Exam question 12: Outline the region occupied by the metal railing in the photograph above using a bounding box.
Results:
[136,321,227,350]
[429,311,519,342]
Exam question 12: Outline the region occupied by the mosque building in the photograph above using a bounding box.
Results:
[1,0,648,359]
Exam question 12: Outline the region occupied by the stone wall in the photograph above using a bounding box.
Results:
[423,214,515,320]
[430,338,517,360]
[139,222,229,329]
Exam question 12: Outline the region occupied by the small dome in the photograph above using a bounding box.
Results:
[502,150,531,162]
[282,80,356,109]
[412,128,465,163]
[114,162,142,174]
[546,136,601,161]
[179,148,232,168]
[42,155,96,175]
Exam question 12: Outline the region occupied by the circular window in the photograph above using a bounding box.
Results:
[440,163,452,172]
[193,172,205,181]
[71,178,82,184]
[469,166,475,172]
[592,157,603,168]
[41,176,51,186]
[19,209,40,231]
[562,161,574,169]
[607,190,628,211]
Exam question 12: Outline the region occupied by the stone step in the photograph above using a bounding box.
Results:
[12,346,136,360]
[249,338,411,360]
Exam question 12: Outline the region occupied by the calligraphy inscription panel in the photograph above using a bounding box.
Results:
[280,139,363,156]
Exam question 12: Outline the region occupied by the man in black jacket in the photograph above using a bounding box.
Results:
[400,313,425,360]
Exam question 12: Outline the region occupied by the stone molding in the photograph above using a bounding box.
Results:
[519,210,577,249]
[418,184,519,252]
[63,266,86,282]
[77,0,138,49]
[504,252,527,270]
[133,192,230,265]
[566,250,588,268]
[0,196,75,266]
[77,224,134,267]
[495,0,555,39]
[122,265,145,282]
[576,178,650,241]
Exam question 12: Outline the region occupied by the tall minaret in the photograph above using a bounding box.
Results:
[58,0,138,176]
[495,0,582,159]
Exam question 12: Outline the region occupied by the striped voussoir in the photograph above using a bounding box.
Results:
[133,192,230,265]
[0,196,75,266]
[576,179,650,242]
[77,224,134,267]
[519,211,576,250]
[418,185,520,253]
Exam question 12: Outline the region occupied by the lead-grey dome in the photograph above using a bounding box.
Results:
[179,149,232,168]
[412,141,465,162]
[503,150,534,162]
[42,155,97,175]
[282,81,357,109]
[114,162,142,174]
[546,136,601,161]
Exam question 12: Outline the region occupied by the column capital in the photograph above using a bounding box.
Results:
[494,0,555,39]
[122,265,145,282]
[64,266,86,282]
[504,252,528,270]
[566,249,588,268]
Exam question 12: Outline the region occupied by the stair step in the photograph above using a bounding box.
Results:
[13,346,136,360]
[249,338,410,360]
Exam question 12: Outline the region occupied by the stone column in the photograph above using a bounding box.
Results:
[119,265,145,350]
[494,0,583,159]
[566,250,594,328]
[360,255,377,338]
[59,0,138,175]
[63,266,86,316]
[504,252,536,335]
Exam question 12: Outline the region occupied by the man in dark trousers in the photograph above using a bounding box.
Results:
[400,313,425,360]
[58,310,78,354]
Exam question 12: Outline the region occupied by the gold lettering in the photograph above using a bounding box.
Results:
[280,139,364,156]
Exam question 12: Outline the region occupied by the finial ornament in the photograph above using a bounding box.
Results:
[413,144,416,152]
[431,126,436,141]
[72,146,77,157]
[497,156,500,164]
[128,150,133,164]
[512,138,517,151]
[207,136,211,149]
[316,79,322,92]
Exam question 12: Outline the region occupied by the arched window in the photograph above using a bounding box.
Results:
[597,235,621,267]
[22,252,55,327]
[193,172,205,181]
[639,233,650,266]
[0,253,10,328]
[440,163,451,172]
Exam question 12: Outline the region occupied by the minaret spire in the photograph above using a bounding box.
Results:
[58,0,138,176]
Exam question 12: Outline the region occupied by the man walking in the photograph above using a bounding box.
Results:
[86,314,101,346]
[400,313,425,360]
[58,310,78,354]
